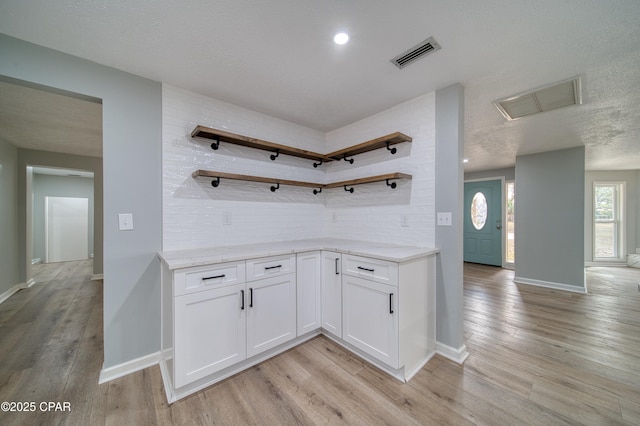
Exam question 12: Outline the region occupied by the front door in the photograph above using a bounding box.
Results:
[464,180,502,266]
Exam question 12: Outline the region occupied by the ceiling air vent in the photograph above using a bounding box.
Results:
[391,36,441,69]
[493,76,582,121]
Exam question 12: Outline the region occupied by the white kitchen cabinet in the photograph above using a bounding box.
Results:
[341,253,435,379]
[296,251,322,336]
[342,275,398,368]
[174,283,246,388]
[246,273,297,358]
[160,241,436,402]
[321,251,342,338]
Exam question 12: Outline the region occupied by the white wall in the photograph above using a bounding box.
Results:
[162,84,327,251]
[325,93,435,246]
[162,85,436,250]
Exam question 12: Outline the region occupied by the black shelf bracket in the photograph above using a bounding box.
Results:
[344,185,354,193]
[211,177,221,187]
[386,141,397,154]
[313,187,322,195]
[313,159,323,168]
[270,183,280,192]
[386,179,397,189]
[210,136,220,150]
[343,154,354,164]
[270,150,280,161]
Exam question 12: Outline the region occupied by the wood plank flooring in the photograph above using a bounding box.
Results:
[0,261,638,425]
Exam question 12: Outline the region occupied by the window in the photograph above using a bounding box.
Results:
[470,192,487,230]
[505,181,515,264]
[594,182,625,260]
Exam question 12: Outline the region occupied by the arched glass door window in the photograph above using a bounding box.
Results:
[471,192,487,230]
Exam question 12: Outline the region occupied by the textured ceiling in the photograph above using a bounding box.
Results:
[0,79,102,157]
[0,0,639,171]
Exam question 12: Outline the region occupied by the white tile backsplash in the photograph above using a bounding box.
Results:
[162,84,436,251]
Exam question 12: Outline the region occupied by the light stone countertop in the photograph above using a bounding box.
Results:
[158,238,439,270]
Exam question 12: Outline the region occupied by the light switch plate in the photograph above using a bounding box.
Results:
[401,214,409,227]
[437,212,452,227]
[118,213,134,231]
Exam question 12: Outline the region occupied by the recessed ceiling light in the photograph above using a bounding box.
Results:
[334,32,349,45]
[463,159,469,163]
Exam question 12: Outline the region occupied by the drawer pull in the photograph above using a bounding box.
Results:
[249,288,253,307]
[389,293,394,314]
[241,290,245,310]
[357,266,375,273]
[202,274,226,281]
[265,265,282,271]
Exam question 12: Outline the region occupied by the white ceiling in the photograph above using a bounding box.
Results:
[0,1,639,172]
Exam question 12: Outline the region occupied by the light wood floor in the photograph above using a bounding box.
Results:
[0,261,639,425]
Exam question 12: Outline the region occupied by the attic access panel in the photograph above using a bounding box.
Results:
[493,77,582,120]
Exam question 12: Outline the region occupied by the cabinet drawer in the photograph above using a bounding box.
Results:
[174,261,245,296]
[342,254,398,286]
[246,254,296,281]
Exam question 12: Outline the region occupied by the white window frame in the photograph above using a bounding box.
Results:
[593,181,625,262]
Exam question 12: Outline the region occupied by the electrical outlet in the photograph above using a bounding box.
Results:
[401,214,409,227]
[223,211,232,226]
[332,212,337,223]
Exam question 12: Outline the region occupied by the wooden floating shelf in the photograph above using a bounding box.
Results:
[324,132,412,161]
[191,125,328,162]
[191,125,412,165]
[192,170,411,192]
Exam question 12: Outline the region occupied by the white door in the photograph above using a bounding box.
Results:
[321,251,342,338]
[296,252,321,336]
[174,284,246,388]
[246,274,297,358]
[45,196,88,263]
[342,275,398,368]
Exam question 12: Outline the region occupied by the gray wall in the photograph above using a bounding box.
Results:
[1,34,162,369]
[515,147,585,289]
[584,170,639,262]
[32,173,95,263]
[435,84,466,355]
[0,138,19,295]
[465,167,515,182]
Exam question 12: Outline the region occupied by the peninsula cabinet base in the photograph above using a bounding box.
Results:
[160,330,436,404]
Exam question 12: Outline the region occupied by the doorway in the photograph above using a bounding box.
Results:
[464,179,503,266]
[45,196,89,263]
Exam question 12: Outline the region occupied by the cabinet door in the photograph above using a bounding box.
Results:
[342,275,398,368]
[174,283,246,388]
[296,252,321,336]
[321,251,342,338]
[247,274,297,358]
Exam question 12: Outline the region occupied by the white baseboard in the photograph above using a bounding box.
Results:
[585,262,626,267]
[99,351,161,384]
[436,341,469,365]
[91,274,104,281]
[514,276,587,294]
[0,279,36,305]
[0,285,21,305]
